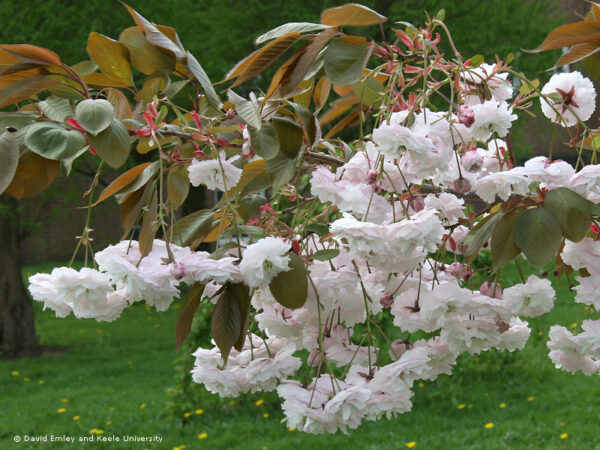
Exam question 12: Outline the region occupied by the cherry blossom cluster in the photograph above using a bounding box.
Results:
[27,53,600,434]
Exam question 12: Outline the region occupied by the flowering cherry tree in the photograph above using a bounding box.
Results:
[3,2,600,434]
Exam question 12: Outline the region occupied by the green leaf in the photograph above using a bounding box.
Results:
[228,90,261,129]
[255,22,331,45]
[351,76,384,107]
[238,194,267,221]
[230,283,251,352]
[88,119,130,169]
[269,253,308,309]
[211,284,243,364]
[469,54,485,67]
[249,121,279,160]
[171,209,215,246]
[0,112,38,131]
[544,187,593,242]
[162,79,189,99]
[38,96,73,122]
[272,117,303,159]
[75,99,115,136]
[324,36,372,85]
[312,248,340,261]
[0,132,19,195]
[463,211,505,262]
[167,165,190,209]
[514,207,563,269]
[491,208,525,271]
[139,184,158,257]
[185,50,221,108]
[175,282,205,351]
[24,122,86,160]
[265,152,297,190]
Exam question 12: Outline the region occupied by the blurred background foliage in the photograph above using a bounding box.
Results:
[0,0,564,82]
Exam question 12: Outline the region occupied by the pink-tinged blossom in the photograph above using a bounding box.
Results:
[28,267,126,322]
[413,337,458,379]
[497,317,531,352]
[461,63,513,105]
[461,150,484,172]
[473,167,531,202]
[573,275,600,309]
[561,238,600,277]
[470,100,517,141]
[541,71,596,127]
[523,157,575,189]
[441,313,502,354]
[239,237,291,288]
[547,325,599,375]
[187,150,242,191]
[191,335,301,397]
[503,275,555,317]
[310,166,391,223]
[569,164,600,203]
[424,193,465,225]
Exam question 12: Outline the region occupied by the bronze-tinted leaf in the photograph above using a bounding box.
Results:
[82,72,133,88]
[175,282,205,351]
[119,26,175,75]
[0,76,57,108]
[120,185,147,237]
[0,44,61,66]
[227,32,301,87]
[139,184,158,257]
[321,3,387,27]
[171,209,215,246]
[87,32,132,83]
[537,21,600,51]
[323,36,372,86]
[94,162,153,205]
[6,151,60,199]
[211,284,243,364]
[106,88,132,121]
[554,42,600,68]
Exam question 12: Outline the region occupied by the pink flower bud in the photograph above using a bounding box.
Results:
[380,293,394,308]
[389,339,409,360]
[170,263,187,280]
[367,169,379,185]
[447,262,468,280]
[458,105,475,127]
[453,178,471,194]
[409,196,425,212]
[480,281,502,299]
[461,150,484,172]
[226,108,236,120]
[307,349,322,366]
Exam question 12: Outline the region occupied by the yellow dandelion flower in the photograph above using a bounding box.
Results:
[198,433,208,440]
[11,371,19,376]
[468,404,473,409]
[484,423,494,429]
[263,413,270,418]
[145,305,151,311]
[73,416,80,421]
[255,399,264,406]
[560,433,568,439]
[183,412,191,418]
[57,408,66,414]
[61,398,68,403]
[195,409,204,415]
[288,427,296,432]
[38,380,44,385]
[458,404,466,409]
[262,447,268,450]
[499,403,506,408]
[106,421,112,425]
[108,407,115,411]
[153,324,160,328]
[96,330,103,334]
[229,400,235,406]
[140,403,147,409]
[406,442,416,448]
[527,396,534,401]
[24,377,31,381]
[173,304,180,309]
[418,382,424,388]
[538,331,543,336]
[571,323,577,328]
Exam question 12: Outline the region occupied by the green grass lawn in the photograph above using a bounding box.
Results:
[1,262,599,450]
